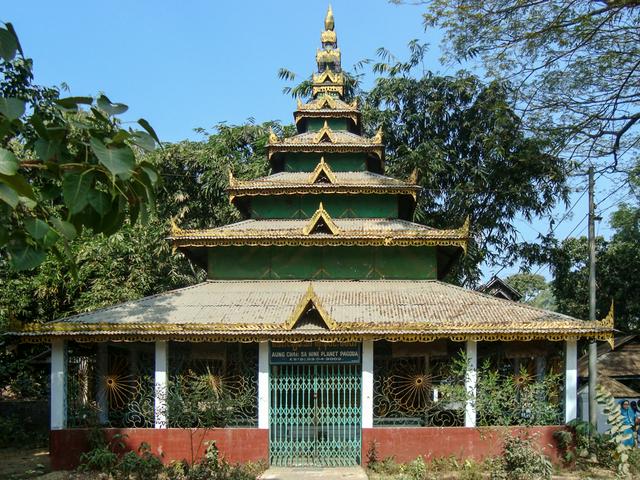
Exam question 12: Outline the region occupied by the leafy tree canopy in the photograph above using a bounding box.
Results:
[362,52,569,284]
[413,0,640,170]
[0,121,278,331]
[0,23,161,271]
[505,273,557,310]
[545,203,640,333]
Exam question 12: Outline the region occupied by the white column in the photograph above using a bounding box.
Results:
[50,339,67,430]
[362,340,374,429]
[565,339,578,423]
[465,340,477,428]
[96,343,108,424]
[258,341,270,429]
[154,341,168,429]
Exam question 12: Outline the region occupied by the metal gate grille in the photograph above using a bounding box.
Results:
[270,363,361,466]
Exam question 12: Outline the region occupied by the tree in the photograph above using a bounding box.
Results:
[548,203,640,333]
[0,23,160,270]
[505,273,556,310]
[0,121,277,331]
[414,0,640,170]
[364,64,569,284]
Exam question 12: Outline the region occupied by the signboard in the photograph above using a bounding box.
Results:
[270,344,361,365]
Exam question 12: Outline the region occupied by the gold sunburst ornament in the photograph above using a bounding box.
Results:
[103,373,137,409]
[513,371,532,390]
[386,372,433,413]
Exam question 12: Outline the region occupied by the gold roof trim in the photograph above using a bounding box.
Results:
[407,168,419,185]
[312,71,344,85]
[284,284,337,330]
[170,217,183,236]
[599,301,615,348]
[268,127,279,144]
[302,202,340,235]
[309,157,337,184]
[372,127,383,145]
[313,120,337,144]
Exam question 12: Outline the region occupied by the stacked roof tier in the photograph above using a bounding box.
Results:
[170,6,468,281]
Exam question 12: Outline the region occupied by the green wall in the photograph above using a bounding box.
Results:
[250,194,398,219]
[306,118,348,132]
[208,246,437,280]
[284,153,366,172]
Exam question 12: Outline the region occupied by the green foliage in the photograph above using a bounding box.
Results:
[441,352,562,426]
[78,431,122,474]
[553,419,616,469]
[364,67,568,284]
[167,373,251,428]
[541,203,640,332]
[114,442,163,480]
[150,121,280,230]
[596,386,633,477]
[490,435,552,480]
[164,442,255,480]
[0,22,160,271]
[420,0,640,169]
[0,348,47,399]
[0,414,46,448]
[505,273,556,310]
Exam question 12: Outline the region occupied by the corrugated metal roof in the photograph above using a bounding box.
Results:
[231,171,412,188]
[15,280,612,340]
[171,218,457,239]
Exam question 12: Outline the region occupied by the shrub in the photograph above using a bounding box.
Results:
[490,435,552,480]
[114,442,163,480]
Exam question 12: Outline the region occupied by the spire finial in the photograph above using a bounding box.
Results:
[325,5,334,31]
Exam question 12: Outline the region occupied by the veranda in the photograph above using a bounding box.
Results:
[49,337,577,468]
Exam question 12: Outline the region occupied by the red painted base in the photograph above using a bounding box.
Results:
[50,428,268,471]
[50,426,564,471]
[362,426,564,465]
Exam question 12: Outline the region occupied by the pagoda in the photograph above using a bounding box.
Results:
[17,6,614,470]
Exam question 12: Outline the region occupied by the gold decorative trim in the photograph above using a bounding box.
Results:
[18,331,613,345]
[599,301,615,348]
[170,218,183,236]
[312,71,344,86]
[309,157,337,184]
[268,127,279,144]
[294,111,359,127]
[284,284,337,330]
[407,168,419,185]
[171,237,468,249]
[302,202,340,235]
[228,185,418,200]
[267,144,384,160]
[312,120,337,144]
[372,127,383,145]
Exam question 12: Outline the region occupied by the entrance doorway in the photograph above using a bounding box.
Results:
[269,363,362,466]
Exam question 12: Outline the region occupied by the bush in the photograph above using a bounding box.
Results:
[164,442,254,480]
[114,442,163,480]
[490,435,552,480]
[0,414,46,448]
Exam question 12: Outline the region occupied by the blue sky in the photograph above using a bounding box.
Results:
[4,1,631,281]
[4,1,436,141]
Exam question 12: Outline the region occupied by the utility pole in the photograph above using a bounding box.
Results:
[588,166,598,427]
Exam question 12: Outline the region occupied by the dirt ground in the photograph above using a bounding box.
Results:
[0,448,619,479]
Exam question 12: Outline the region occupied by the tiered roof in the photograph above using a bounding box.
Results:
[14,6,615,345]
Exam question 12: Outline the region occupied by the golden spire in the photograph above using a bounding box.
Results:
[325,5,334,31]
[314,5,344,98]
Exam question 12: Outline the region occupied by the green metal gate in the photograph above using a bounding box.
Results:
[269,363,362,466]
